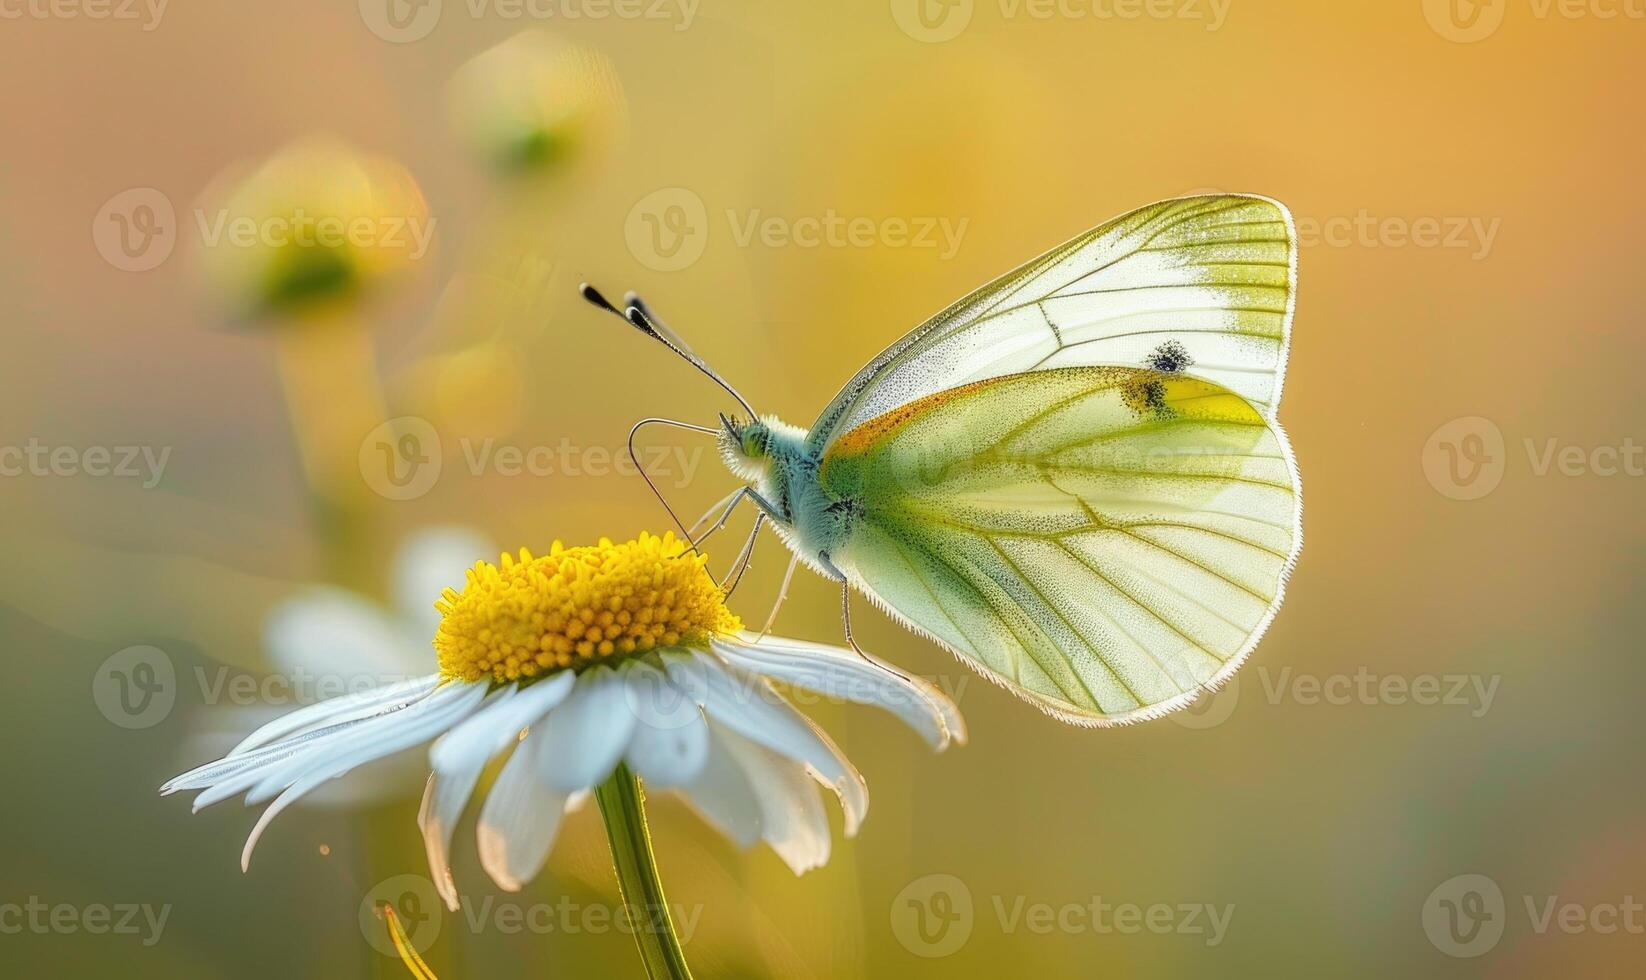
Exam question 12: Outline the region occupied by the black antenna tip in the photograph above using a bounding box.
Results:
[580,283,622,315]
[623,291,653,317]
[624,305,660,337]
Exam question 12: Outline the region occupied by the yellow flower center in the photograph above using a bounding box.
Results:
[434,532,741,683]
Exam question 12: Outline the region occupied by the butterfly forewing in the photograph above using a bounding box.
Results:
[808,194,1297,453]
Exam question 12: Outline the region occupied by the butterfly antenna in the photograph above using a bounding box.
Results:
[625,417,716,547]
[580,283,759,420]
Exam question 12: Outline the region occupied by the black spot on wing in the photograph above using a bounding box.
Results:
[1146,340,1193,374]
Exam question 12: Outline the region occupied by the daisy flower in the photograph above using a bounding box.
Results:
[163,532,964,917]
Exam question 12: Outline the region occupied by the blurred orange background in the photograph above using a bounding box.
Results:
[2,1,1643,976]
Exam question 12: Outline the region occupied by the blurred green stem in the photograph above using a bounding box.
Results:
[271,315,387,595]
[595,764,695,980]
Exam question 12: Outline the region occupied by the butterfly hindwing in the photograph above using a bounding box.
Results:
[819,366,1301,725]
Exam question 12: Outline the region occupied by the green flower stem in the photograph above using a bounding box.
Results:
[595,764,695,980]
[271,314,387,595]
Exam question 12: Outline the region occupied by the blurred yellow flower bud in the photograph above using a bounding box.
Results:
[192,138,432,320]
[447,31,626,177]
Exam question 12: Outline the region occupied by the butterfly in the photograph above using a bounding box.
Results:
[583,194,1302,726]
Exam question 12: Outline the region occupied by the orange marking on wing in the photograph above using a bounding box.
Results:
[829,365,1150,458]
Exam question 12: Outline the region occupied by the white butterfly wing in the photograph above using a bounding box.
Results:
[819,368,1301,726]
[807,194,1302,726]
[808,194,1297,451]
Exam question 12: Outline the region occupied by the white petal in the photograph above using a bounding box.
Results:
[224,674,440,759]
[264,587,419,679]
[429,672,575,777]
[240,682,488,870]
[675,725,760,848]
[622,662,710,789]
[536,666,637,793]
[419,771,480,911]
[418,678,575,912]
[240,682,485,807]
[392,526,495,637]
[713,634,967,749]
[476,723,568,892]
[714,724,830,874]
[172,681,447,806]
[667,652,867,835]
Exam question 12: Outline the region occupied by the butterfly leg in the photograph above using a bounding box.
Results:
[720,511,765,599]
[690,486,750,549]
[758,553,802,639]
[688,486,745,537]
[818,550,917,684]
[712,487,782,596]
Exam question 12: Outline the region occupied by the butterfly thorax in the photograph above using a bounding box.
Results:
[717,415,854,564]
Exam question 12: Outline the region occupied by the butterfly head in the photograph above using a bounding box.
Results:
[717,412,773,481]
